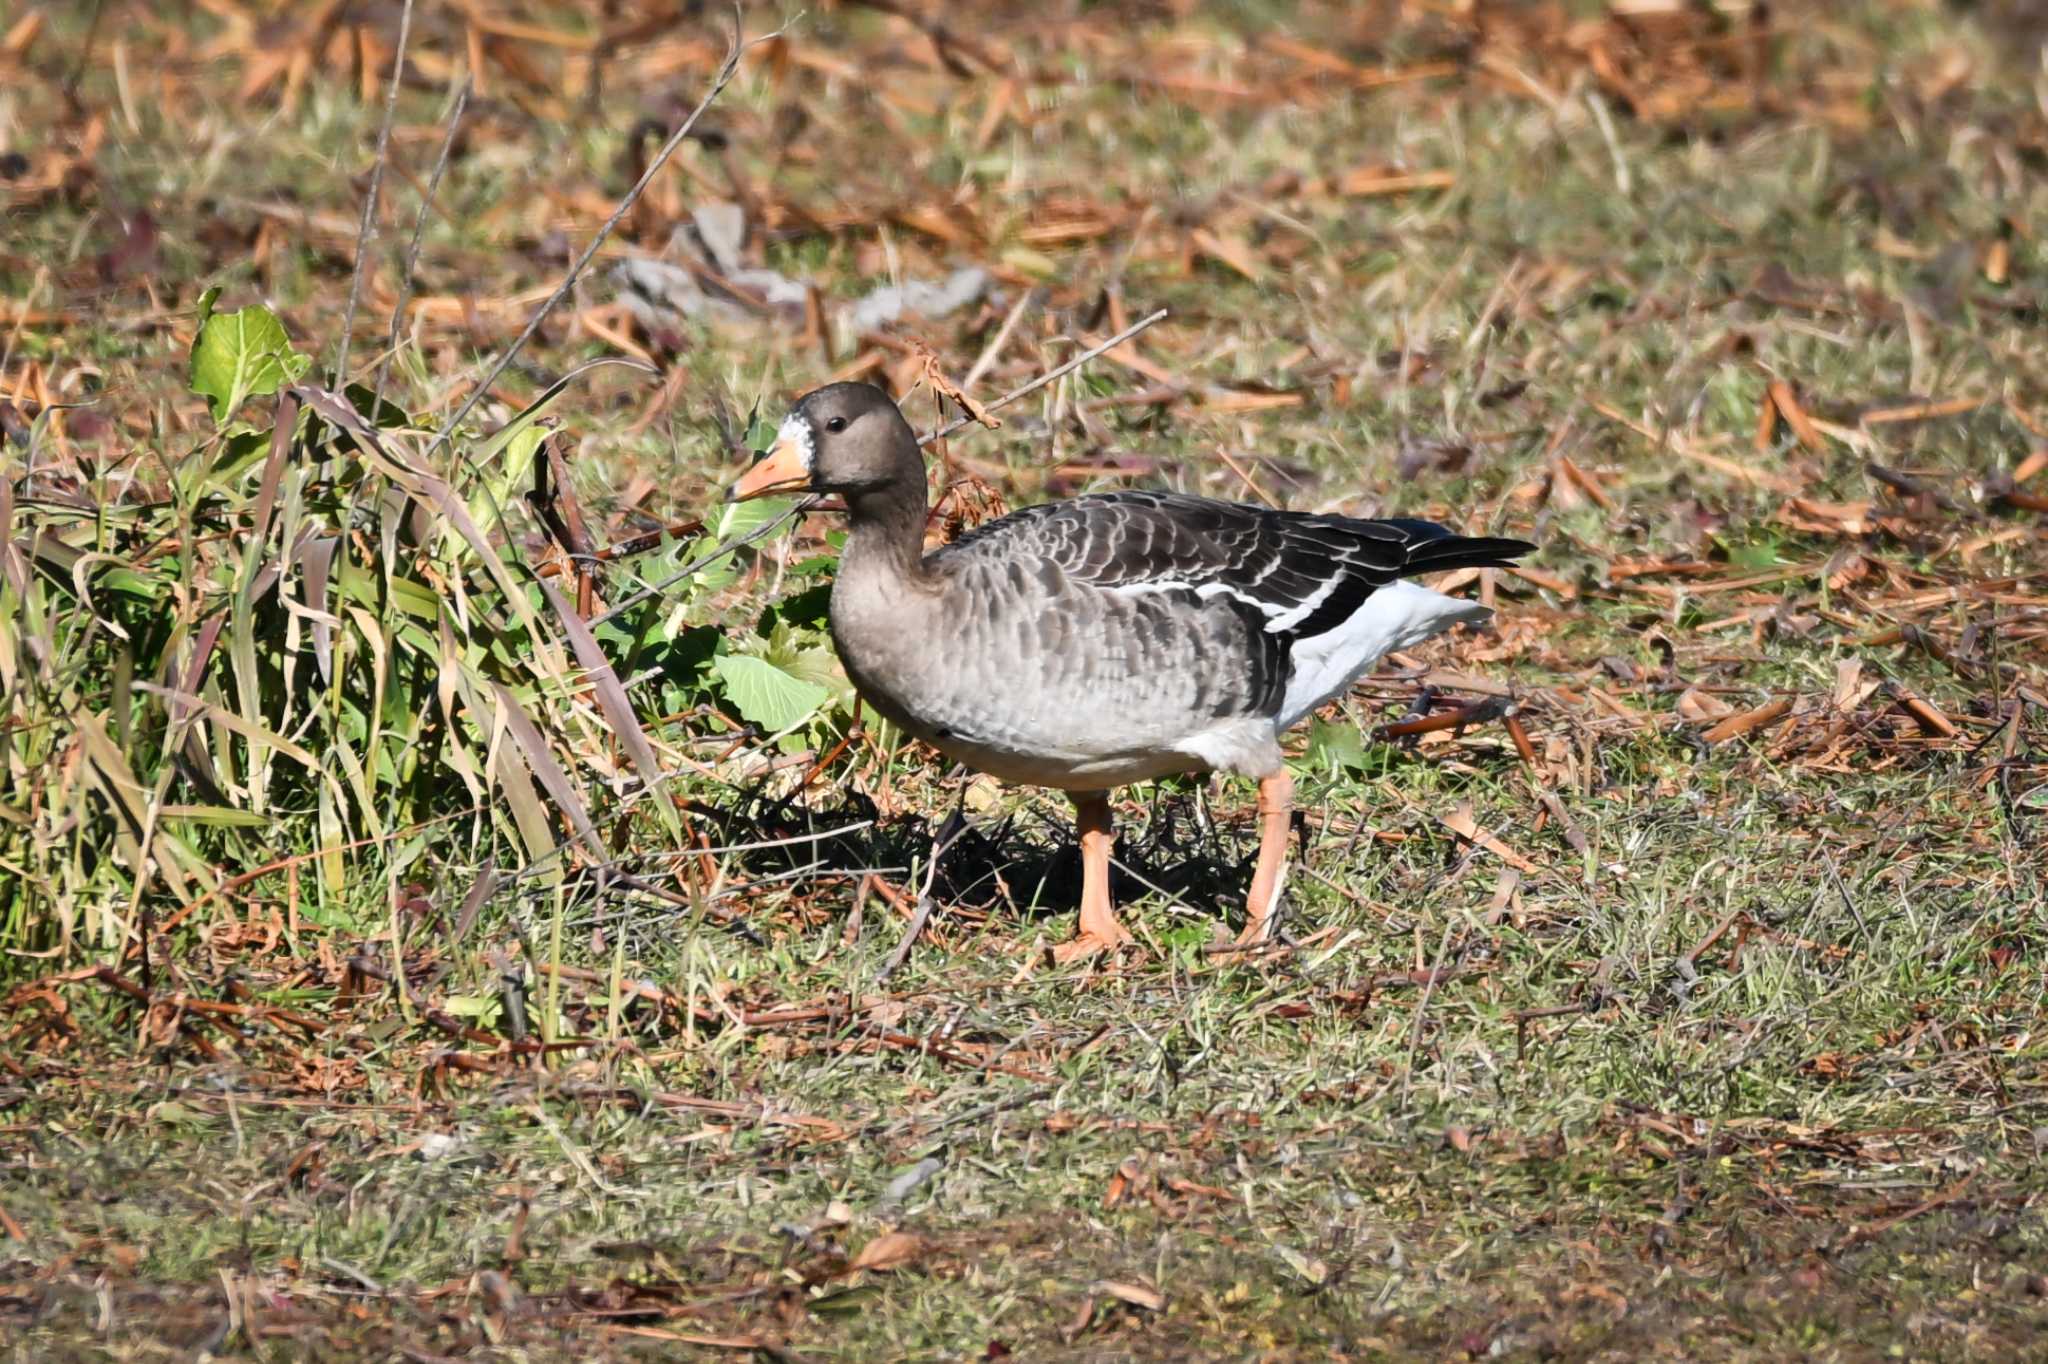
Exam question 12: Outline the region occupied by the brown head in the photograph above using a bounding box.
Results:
[725,383,924,505]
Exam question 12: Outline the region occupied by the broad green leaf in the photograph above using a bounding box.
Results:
[715,493,795,543]
[204,429,273,488]
[1307,717,1370,774]
[712,653,830,733]
[781,644,846,696]
[188,297,311,424]
[443,993,503,1024]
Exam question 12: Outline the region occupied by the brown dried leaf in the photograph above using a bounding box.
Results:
[1327,166,1456,197]
[1189,227,1264,282]
[1754,384,1778,453]
[1891,686,1959,737]
[1094,1279,1165,1312]
[1830,659,1879,712]
[1556,454,1614,509]
[1767,380,1825,453]
[1439,801,1538,873]
[1776,498,1871,536]
[1701,696,1794,744]
[1676,687,1734,724]
[909,339,1000,430]
[851,1230,925,1272]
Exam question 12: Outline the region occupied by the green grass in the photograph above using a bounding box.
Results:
[4,1,2047,1359]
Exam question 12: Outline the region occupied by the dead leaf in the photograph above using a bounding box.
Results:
[1830,659,1877,712]
[1189,227,1263,282]
[909,340,1000,430]
[1556,454,1614,509]
[1701,697,1794,743]
[1985,238,2009,285]
[1891,685,1959,737]
[1327,166,1455,197]
[1438,800,1538,873]
[1767,380,1825,452]
[860,995,908,1028]
[851,1230,925,1272]
[1776,498,1871,535]
[1093,1279,1165,1311]
[1676,687,1734,724]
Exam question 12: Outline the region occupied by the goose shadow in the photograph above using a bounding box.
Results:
[678,779,1262,942]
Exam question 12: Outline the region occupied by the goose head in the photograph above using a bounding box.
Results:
[726,383,923,503]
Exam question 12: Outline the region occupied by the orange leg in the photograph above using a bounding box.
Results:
[1236,770,1294,947]
[1053,792,1130,961]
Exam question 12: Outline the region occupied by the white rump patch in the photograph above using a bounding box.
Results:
[777,412,816,472]
[1174,716,1283,778]
[1278,579,1490,727]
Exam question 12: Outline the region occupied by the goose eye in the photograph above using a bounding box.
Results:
[825,416,847,433]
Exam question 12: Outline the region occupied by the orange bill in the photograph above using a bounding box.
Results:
[726,433,811,501]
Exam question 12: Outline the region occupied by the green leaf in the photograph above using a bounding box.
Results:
[765,580,835,631]
[780,644,845,695]
[443,994,503,1026]
[1307,717,1370,774]
[712,653,830,733]
[342,381,411,429]
[157,804,274,828]
[189,297,311,424]
[716,493,795,543]
[203,429,273,487]
[1728,539,1782,572]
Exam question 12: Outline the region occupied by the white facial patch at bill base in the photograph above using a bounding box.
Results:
[777,412,816,473]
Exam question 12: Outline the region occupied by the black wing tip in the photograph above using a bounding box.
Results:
[1463,535,1538,560]
[1403,534,1538,573]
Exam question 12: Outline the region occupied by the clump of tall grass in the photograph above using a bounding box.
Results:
[0,22,849,971]
[0,296,696,963]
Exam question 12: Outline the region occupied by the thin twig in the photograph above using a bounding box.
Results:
[373,76,471,412]
[615,821,876,861]
[961,285,1037,390]
[588,498,812,629]
[1399,916,1460,1111]
[877,800,974,983]
[917,308,1168,446]
[426,12,774,458]
[333,0,415,389]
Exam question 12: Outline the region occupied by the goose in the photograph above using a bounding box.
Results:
[726,382,1534,960]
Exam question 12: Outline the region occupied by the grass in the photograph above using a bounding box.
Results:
[4,0,2047,1358]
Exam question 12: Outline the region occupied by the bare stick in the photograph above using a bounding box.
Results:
[425,13,775,459]
[961,285,1036,390]
[373,76,472,412]
[332,0,415,389]
[918,307,1167,446]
